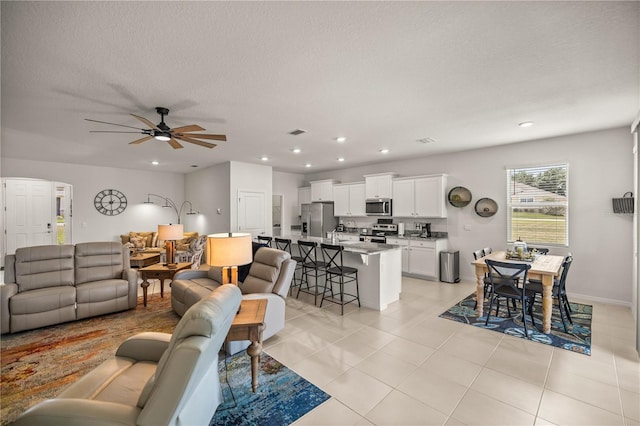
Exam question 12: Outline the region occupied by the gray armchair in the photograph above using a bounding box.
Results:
[13,284,242,426]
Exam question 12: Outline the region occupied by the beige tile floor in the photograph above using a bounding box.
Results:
[261,276,640,426]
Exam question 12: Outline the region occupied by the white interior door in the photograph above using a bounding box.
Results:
[238,191,266,237]
[4,178,55,254]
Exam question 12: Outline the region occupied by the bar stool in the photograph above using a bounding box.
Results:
[296,240,327,305]
[274,237,303,296]
[257,235,273,247]
[320,243,360,315]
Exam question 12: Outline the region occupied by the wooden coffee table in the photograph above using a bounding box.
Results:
[129,252,161,268]
[226,298,268,392]
[138,262,192,307]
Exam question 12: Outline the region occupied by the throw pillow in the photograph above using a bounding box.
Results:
[130,235,146,249]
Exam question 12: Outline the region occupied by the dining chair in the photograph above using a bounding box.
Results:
[482,247,492,256]
[484,259,537,338]
[320,243,360,315]
[257,235,273,247]
[274,237,303,296]
[473,249,491,309]
[296,240,328,305]
[528,255,573,332]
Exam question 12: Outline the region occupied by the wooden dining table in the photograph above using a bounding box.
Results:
[472,250,564,334]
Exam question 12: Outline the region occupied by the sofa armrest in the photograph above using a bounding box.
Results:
[13,399,140,426]
[122,268,139,308]
[173,269,209,281]
[1,283,18,334]
[115,332,171,362]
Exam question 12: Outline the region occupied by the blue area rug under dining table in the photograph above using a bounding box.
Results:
[439,292,592,355]
[212,351,330,425]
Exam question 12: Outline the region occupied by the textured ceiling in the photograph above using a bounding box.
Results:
[2,1,639,174]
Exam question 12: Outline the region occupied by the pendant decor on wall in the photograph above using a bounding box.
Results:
[447,186,472,207]
[94,189,127,216]
[474,197,498,217]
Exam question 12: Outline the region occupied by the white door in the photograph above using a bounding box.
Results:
[4,178,55,254]
[238,191,266,237]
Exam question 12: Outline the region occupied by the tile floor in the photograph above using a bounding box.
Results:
[261,276,640,426]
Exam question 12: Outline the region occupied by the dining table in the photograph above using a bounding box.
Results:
[472,250,565,334]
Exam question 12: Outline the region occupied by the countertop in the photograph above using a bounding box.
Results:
[280,235,403,255]
[335,231,447,242]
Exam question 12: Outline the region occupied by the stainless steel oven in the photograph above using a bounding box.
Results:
[365,198,392,216]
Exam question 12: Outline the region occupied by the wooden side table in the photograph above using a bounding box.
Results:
[226,299,268,392]
[129,252,161,268]
[138,262,192,307]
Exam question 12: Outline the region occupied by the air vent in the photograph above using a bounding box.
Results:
[416,137,437,144]
[289,129,307,136]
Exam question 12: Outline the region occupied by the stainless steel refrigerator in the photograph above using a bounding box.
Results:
[301,202,338,237]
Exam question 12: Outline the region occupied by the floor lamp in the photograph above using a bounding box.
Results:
[158,224,184,268]
[207,233,253,285]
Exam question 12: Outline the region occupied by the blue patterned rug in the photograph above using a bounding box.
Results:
[211,351,331,425]
[439,293,592,355]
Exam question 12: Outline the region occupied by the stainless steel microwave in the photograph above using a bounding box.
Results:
[366,198,392,216]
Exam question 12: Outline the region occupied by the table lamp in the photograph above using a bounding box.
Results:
[157,223,184,268]
[207,233,253,285]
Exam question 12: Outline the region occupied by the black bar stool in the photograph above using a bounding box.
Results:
[320,243,360,315]
[296,240,328,305]
[257,235,273,247]
[274,237,303,296]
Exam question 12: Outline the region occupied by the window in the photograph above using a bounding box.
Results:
[506,164,568,246]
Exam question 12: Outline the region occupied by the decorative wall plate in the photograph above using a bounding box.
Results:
[448,186,472,207]
[474,197,498,217]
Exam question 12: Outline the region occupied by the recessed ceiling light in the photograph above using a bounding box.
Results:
[292,148,301,154]
[337,157,345,162]
[151,161,159,165]
[518,121,534,128]
[379,148,390,154]
[260,156,269,161]
[336,137,346,143]
[305,163,312,168]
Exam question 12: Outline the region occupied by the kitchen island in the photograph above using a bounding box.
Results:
[281,235,404,311]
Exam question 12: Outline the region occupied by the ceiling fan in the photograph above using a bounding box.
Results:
[85,107,227,149]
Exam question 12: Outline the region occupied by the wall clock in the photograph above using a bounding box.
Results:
[94,189,127,216]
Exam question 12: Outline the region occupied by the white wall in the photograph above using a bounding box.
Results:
[273,170,306,235]
[1,158,186,245]
[304,127,634,306]
[184,162,231,236]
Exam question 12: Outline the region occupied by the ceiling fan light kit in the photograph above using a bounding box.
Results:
[86,106,227,150]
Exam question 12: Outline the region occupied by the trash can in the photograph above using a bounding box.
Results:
[440,250,460,283]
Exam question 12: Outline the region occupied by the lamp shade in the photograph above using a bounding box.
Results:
[157,224,184,241]
[207,233,253,267]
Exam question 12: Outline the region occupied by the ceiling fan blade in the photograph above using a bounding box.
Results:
[90,130,148,134]
[131,114,160,130]
[168,138,184,149]
[175,135,217,149]
[179,133,227,141]
[129,135,154,145]
[85,118,146,131]
[170,124,205,133]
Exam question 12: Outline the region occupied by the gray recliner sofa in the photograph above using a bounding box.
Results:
[13,284,242,426]
[1,242,138,334]
[171,247,296,354]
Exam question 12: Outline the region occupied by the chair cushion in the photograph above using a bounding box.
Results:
[240,247,290,294]
[10,286,76,314]
[75,242,125,285]
[15,245,75,291]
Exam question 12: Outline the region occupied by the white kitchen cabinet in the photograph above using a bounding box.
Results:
[405,238,447,280]
[391,174,447,218]
[364,173,397,199]
[310,179,339,202]
[386,237,409,273]
[298,186,311,214]
[333,183,366,217]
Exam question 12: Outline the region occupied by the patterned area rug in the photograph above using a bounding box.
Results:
[213,352,331,426]
[439,293,592,355]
